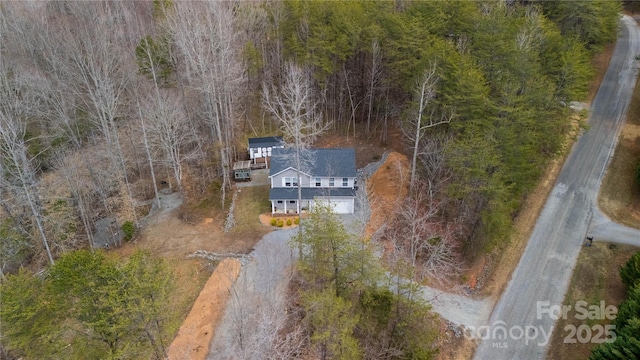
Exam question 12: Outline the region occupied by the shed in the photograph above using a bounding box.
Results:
[233,160,251,181]
[248,136,284,163]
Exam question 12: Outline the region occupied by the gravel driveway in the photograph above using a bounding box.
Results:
[208,228,296,359]
[589,209,640,246]
[208,152,497,358]
[208,163,375,359]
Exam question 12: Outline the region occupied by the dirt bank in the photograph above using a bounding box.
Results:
[167,259,241,360]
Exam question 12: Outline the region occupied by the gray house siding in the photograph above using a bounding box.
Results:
[270,168,311,188]
[268,148,357,214]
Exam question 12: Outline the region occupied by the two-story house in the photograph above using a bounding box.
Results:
[268,148,357,214]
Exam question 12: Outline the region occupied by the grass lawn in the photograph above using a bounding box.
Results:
[232,184,271,236]
[546,243,638,360]
[164,258,217,341]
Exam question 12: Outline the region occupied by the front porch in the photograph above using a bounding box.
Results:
[271,199,310,215]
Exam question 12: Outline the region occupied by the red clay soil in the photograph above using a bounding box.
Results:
[167,259,241,360]
[365,152,410,238]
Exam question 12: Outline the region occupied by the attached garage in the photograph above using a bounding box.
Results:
[270,188,356,215]
[268,149,357,216]
[312,197,354,214]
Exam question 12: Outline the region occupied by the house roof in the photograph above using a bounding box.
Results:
[248,136,283,148]
[270,187,356,200]
[269,148,357,178]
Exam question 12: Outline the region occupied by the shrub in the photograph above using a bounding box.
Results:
[277,219,284,227]
[270,218,277,226]
[636,159,640,185]
[286,219,292,226]
[122,221,135,242]
[294,217,300,225]
[620,251,640,290]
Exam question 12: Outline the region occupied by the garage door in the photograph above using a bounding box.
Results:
[313,198,353,214]
[330,199,353,214]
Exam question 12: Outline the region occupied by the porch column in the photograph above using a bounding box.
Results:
[271,201,275,215]
[284,201,287,214]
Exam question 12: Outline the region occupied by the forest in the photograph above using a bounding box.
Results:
[0,0,623,358]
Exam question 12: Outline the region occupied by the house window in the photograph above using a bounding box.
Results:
[342,177,348,187]
[284,177,299,187]
[315,177,321,187]
[289,200,296,204]
[277,200,283,204]
[329,178,334,187]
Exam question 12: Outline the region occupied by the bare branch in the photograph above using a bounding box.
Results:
[402,62,453,191]
[386,180,463,284]
[262,62,328,213]
[0,63,54,264]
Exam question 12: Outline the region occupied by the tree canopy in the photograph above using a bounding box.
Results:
[0,0,622,268]
[272,0,619,252]
[590,252,640,359]
[292,206,438,359]
[0,250,173,359]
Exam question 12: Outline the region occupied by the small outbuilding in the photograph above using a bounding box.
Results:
[248,136,284,166]
[233,160,252,181]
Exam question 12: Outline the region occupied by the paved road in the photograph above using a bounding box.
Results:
[473,16,640,360]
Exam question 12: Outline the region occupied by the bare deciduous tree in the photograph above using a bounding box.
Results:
[343,64,362,138]
[516,6,544,53]
[63,2,145,202]
[418,134,454,202]
[169,1,243,208]
[263,62,328,213]
[0,66,54,264]
[141,91,194,193]
[35,3,141,227]
[54,152,97,249]
[47,87,84,148]
[135,94,161,210]
[366,39,384,135]
[402,62,453,192]
[72,34,136,223]
[269,321,308,359]
[387,181,463,284]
